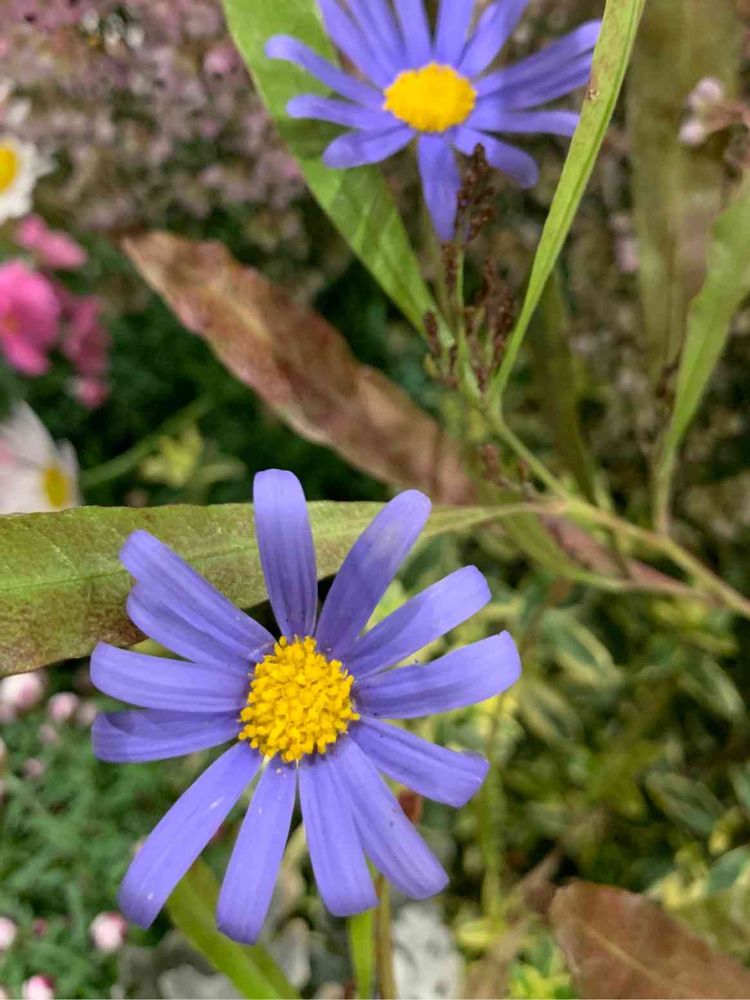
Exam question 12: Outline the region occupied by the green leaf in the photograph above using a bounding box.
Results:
[660,179,750,466]
[542,611,622,690]
[221,0,437,332]
[489,0,646,407]
[0,501,499,675]
[347,908,376,1000]
[628,0,742,382]
[679,656,745,721]
[646,772,724,837]
[167,860,297,1000]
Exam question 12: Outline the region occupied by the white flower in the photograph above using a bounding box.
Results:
[89,911,128,953]
[0,135,51,223]
[0,670,45,713]
[0,403,81,514]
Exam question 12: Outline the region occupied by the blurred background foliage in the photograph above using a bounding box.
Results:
[2,0,750,998]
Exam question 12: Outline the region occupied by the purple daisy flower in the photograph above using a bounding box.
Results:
[90,470,521,944]
[266,0,601,240]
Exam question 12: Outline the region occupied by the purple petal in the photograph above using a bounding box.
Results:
[417,134,462,242]
[476,21,600,97]
[335,738,448,898]
[318,0,393,87]
[90,643,248,713]
[315,491,431,659]
[288,94,395,130]
[127,586,250,673]
[434,0,474,64]
[347,566,491,678]
[459,0,530,78]
[119,743,260,928]
[121,530,272,657]
[352,718,489,806]
[347,0,405,70]
[299,750,377,916]
[393,0,432,66]
[324,125,414,168]
[93,709,238,763]
[265,36,383,107]
[355,631,521,719]
[469,105,579,137]
[498,61,593,111]
[453,126,539,187]
[217,763,296,944]
[253,470,318,640]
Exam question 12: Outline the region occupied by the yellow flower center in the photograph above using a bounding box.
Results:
[0,144,19,193]
[239,636,359,763]
[384,62,477,133]
[42,464,72,509]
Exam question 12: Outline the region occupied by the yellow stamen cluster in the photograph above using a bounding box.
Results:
[384,62,477,133]
[239,636,359,763]
[0,144,19,193]
[42,465,72,509]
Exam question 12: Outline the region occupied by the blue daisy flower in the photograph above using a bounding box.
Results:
[91,470,521,944]
[266,0,601,240]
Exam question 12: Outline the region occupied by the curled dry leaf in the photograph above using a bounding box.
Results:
[550,880,750,999]
[124,232,473,504]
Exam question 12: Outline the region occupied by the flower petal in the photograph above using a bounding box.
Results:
[336,738,448,898]
[469,105,579,137]
[417,134,461,242]
[393,0,432,66]
[318,0,392,87]
[265,36,383,107]
[93,709,238,763]
[217,763,296,944]
[323,125,414,168]
[355,631,521,719]
[90,643,248,713]
[120,530,272,657]
[352,718,489,806]
[299,750,377,916]
[126,585,250,673]
[434,0,474,64]
[315,490,431,659]
[253,469,318,640]
[478,55,594,107]
[348,0,405,70]
[347,566,491,678]
[119,743,260,928]
[476,21,600,97]
[459,0,530,78]
[288,95,395,130]
[453,126,539,187]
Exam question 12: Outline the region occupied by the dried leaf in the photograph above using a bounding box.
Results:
[551,881,750,999]
[124,232,471,504]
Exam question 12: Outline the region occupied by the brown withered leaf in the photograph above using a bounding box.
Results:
[124,232,473,504]
[550,881,750,999]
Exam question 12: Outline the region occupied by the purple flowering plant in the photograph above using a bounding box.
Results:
[91,470,520,943]
[267,0,600,238]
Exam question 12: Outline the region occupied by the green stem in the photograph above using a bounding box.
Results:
[80,396,214,490]
[375,878,397,1000]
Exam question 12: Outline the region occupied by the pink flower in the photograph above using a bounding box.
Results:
[0,916,17,951]
[90,911,128,953]
[0,262,59,375]
[71,375,110,410]
[22,976,54,1000]
[47,691,80,723]
[0,671,45,714]
[16,216,87,270]
[61,295,109,377]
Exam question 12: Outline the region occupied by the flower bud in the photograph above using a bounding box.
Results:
[0,916,17,951]
[90,911,128,953]
[22,976,55,1000]
[47,692,80,724]
[0,672,45,713]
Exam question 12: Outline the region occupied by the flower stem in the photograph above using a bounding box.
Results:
[375,877,397,1000]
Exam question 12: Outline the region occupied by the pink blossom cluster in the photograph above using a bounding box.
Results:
[3,0,305,243]
[0,218,110,406]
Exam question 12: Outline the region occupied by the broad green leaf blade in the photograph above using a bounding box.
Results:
[221,0,436,332]
[628,0,741,382]
[124,233,470,503]
[551,881,750,1000]
[347,909,376,999]
[0,501,498,675]
[167,860,297,1000]
[489,0,646,407]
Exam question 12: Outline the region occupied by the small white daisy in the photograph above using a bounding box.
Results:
[0,402,81,514]
[0,134,51,224]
